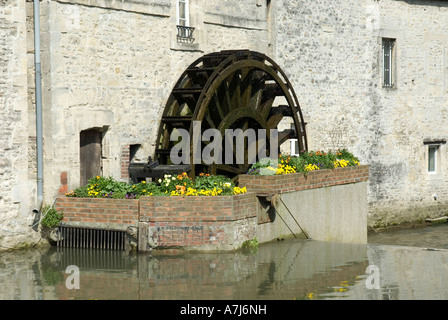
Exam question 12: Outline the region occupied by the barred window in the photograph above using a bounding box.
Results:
[382,38,395,88]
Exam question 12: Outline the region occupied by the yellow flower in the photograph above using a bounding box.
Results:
[233,186,247,194]
[305,164,319,172]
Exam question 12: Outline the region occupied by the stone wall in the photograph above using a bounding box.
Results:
[274,0,448,228]
[0,0,40,250]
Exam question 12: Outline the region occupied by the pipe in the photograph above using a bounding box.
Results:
[32,0,44,222]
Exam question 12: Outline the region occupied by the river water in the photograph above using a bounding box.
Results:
[1,223,448,300]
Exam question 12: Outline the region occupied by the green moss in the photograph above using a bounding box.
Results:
[242,237,258,253]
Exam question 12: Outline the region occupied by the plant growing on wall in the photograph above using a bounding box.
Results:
[40,205,63,229]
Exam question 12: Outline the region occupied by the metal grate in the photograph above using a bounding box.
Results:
[177,25,195,43]
[57,226,126,250]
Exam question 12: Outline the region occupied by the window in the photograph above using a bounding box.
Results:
[425,140,446,177]
[176,0,195,43]
[177,0,189,27]
[428,145,439,174]
[290,139,299,156]
[382,38,395,88]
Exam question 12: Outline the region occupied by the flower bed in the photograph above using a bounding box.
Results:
[247,149,360,176]
[239,165,369,195]
[65,172,246,199]
[55,149,368,250]
[240,149,368,194]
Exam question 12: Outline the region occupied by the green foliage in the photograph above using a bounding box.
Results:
[193,174,235,195]
[242,238,259,254]
[248,148,361,175]
[156,172,194,194]
[41,206,63,229]
[65,172,243,199]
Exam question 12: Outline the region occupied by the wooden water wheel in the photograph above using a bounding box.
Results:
[130,50,307,182]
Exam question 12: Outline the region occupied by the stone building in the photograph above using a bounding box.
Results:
[1,0,447,250]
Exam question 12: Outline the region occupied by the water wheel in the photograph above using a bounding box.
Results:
[152,50,308,180]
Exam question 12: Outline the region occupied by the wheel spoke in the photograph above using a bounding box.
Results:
[240,68,252,108]
[204,110,217,129]
[213,92,225,120]
[230,70,242,109]
[223,78,233,112]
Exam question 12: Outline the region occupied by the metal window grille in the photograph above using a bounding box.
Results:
[382,38,395,88]
[177,25,195,43]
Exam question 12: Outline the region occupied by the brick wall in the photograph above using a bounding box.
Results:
[120,145,130,180]
[139,192,255,223]
[54,193,257,249]
[55,197,139,231]
[138,193,257,250]
[238,165,369,195]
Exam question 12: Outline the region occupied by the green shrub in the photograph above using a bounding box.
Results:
[65,173,243,199]
[248,148,361,175]
[41,206,63,229]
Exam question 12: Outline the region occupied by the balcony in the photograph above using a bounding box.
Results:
[177,25,195,44]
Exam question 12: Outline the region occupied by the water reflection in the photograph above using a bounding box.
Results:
[1,237,448,300]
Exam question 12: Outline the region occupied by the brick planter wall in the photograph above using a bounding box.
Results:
[54,165,369,250]
[238,165,369,195]
[54,197,140,231]
[138,193,257,251]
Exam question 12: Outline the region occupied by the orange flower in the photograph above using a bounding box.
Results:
[199,172,204,177]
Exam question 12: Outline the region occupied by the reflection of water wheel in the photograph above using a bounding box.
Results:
[155,50,308,179]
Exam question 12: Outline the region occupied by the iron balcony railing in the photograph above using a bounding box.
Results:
[177,25,195,43]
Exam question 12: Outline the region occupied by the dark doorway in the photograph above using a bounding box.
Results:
[80,129,102,186]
